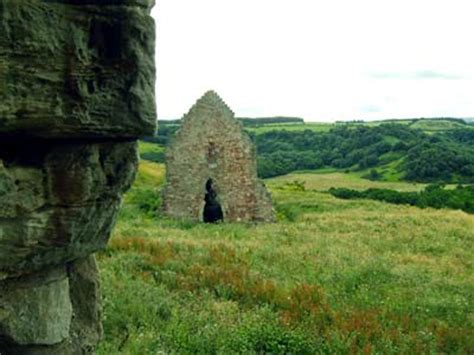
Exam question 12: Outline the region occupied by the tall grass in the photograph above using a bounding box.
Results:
[97,159,473,354]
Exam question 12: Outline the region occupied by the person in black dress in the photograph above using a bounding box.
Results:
[203,179,223,223]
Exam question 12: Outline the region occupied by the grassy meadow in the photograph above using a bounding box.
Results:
[96,158,473,354]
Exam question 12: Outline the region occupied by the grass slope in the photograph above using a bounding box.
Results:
[97,160,474,354]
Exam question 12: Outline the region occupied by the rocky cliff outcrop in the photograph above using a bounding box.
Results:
[0,0,156,353]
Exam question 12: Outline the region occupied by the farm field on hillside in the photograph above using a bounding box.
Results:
[245,122,334,134]
[410,119,471,132]
[97,161,473,354]
[267,171,427,192]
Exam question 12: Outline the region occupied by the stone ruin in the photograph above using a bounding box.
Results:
[0,0,156,353]
[162,91,275,223]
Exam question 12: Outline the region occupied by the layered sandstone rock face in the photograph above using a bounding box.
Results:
[0,0,156,353]
[162,91,275,223]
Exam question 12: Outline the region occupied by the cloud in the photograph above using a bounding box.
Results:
[369,70,465,80]
[361,105,382,113]
[414,70,464,80]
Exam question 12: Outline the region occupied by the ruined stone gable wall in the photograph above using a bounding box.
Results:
[0,1,156,353]
[163,93,274,223]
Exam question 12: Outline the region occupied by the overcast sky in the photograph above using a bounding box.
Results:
[151,0,474,122]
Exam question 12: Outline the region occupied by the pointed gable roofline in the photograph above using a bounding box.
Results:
[184,90,235,119]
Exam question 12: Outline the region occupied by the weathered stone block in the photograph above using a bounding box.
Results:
[0,267,72,346]
[0,257,103,354]
[0,0,156,138]
[67,256,103,353]
[0,141,138,279]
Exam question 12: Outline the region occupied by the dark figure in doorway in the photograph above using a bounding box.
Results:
[203,179,223,223]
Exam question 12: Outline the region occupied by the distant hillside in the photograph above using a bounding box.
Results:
[158,116,304,127]
[254,124,474,182]
[157,119,181,126]
[157,117,472,132]
[237,116,304,126]
[246,118,473,135]
[144,118,474,184]
[341,117,468,125]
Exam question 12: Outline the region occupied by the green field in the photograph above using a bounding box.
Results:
[139,141,165,156]
[245,122,334,134]
[243,118,472,135]
[268,171,426,192]
[96,160,473,354]
[410,119,469,132]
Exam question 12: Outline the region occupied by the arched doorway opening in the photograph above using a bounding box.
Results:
[203,178,223,223]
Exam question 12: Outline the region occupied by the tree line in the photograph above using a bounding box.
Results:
[328,184,474,214]
[254,125,474,182]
